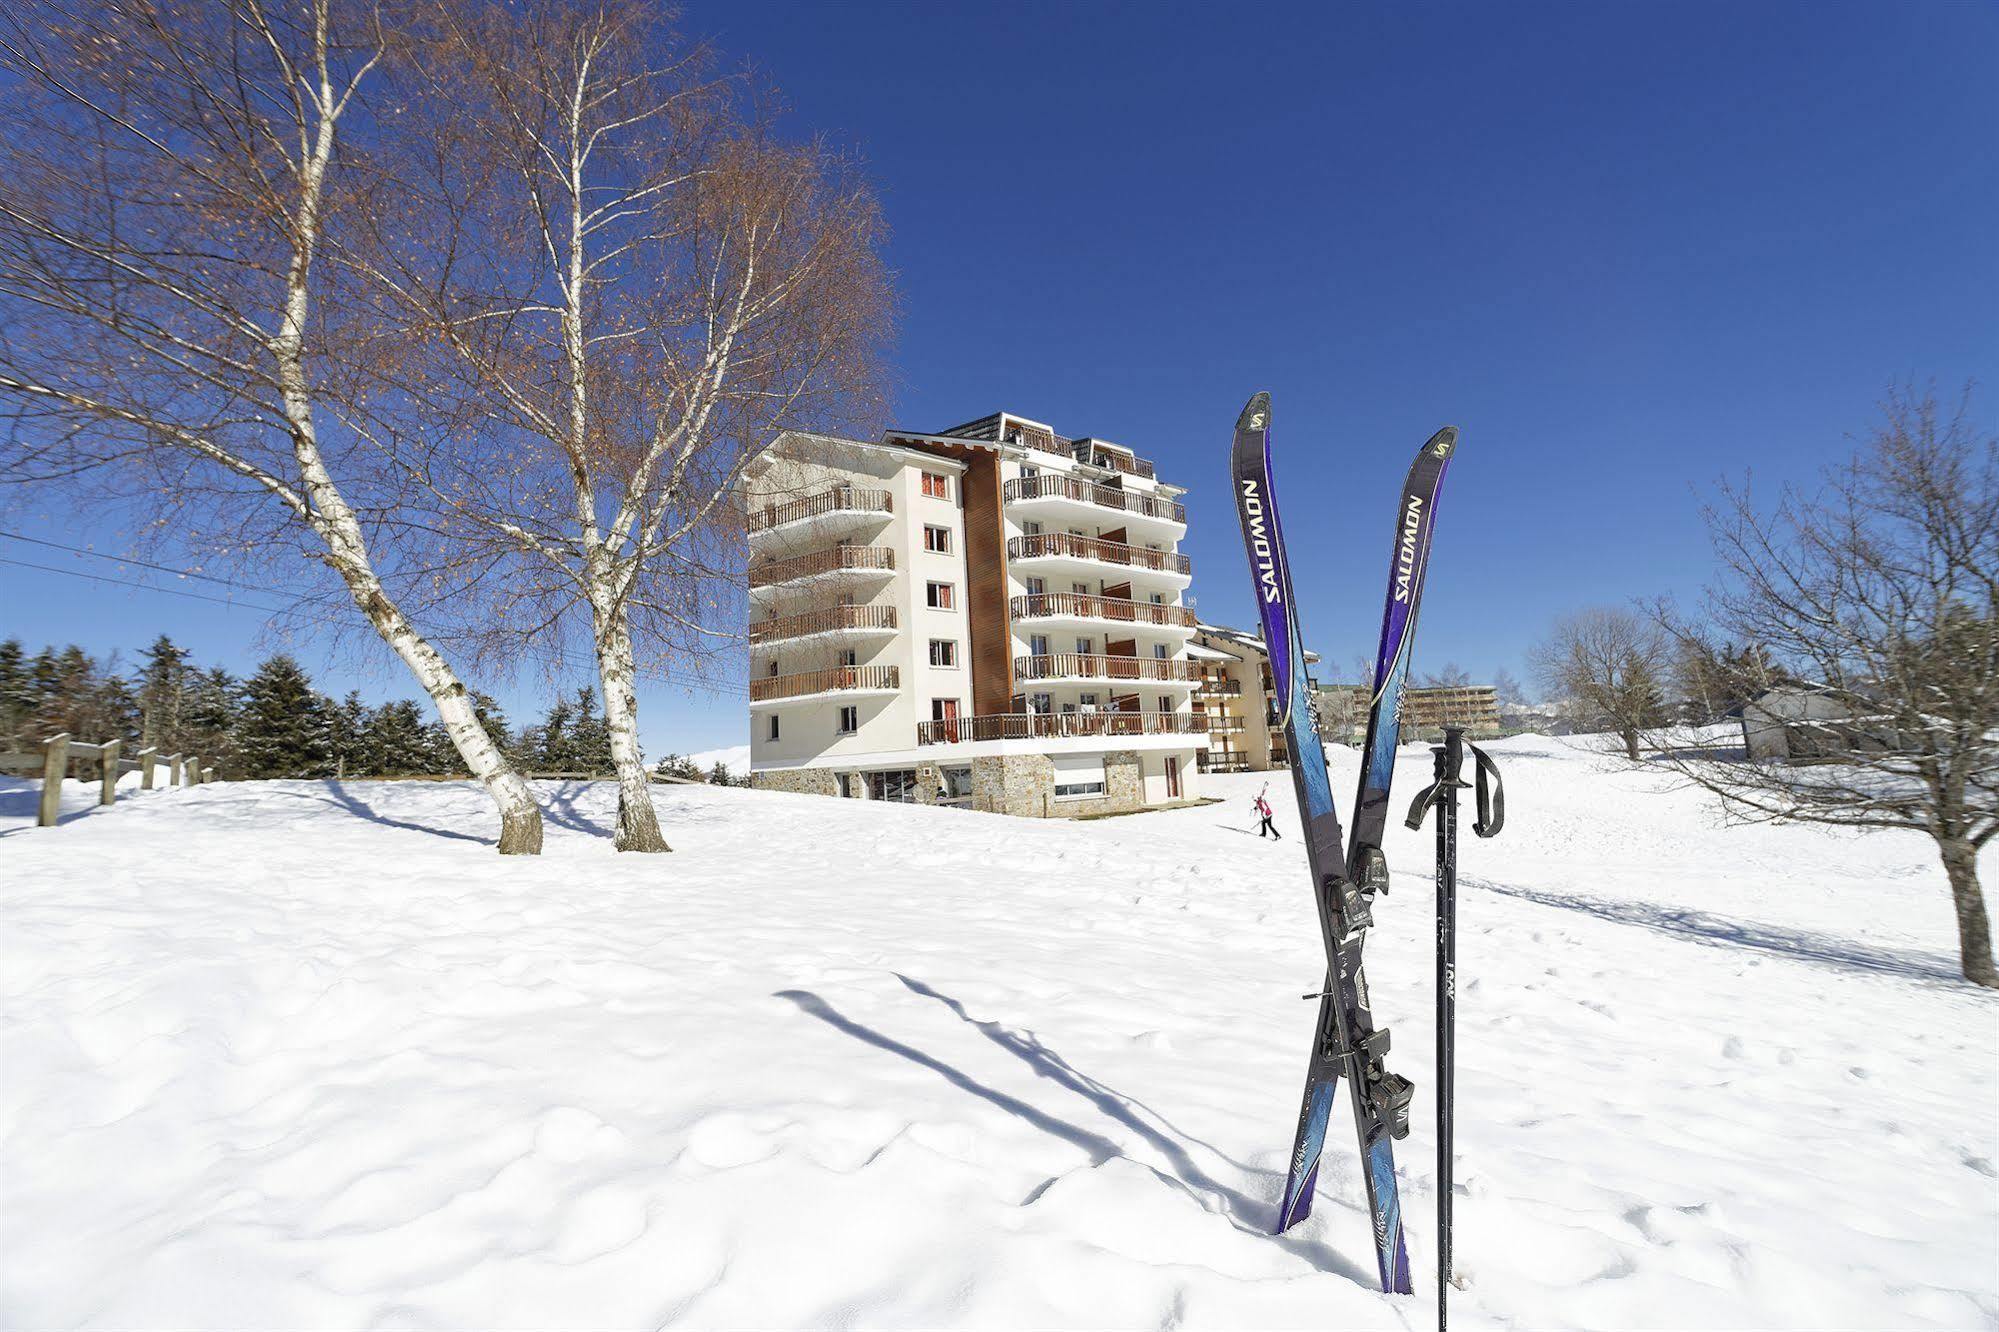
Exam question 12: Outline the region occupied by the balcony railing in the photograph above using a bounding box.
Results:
[1010,592,1197,629]
[749,664,899,703]
[1205,716,1248,735]
[1014,654,1196,684]
[1196,678,1244,697]
[1002,475,1184,524]
[747,486,893,535]
[1205,756,1252,774]
[749,604,897,645]
[748,545,895,590]
[1006,532,1191,576]
[1078,448,1155,480]
[917,710,1209,745]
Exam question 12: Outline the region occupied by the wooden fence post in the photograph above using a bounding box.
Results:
[39,733,68,828]
[187,757,201,786]
[140,747,158,790]
[99,739,121,806]
[201,766,214,783]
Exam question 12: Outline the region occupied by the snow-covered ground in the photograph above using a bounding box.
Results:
[2,738,1994,1329]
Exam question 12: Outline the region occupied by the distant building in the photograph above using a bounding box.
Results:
[1188,624,1318,772]
[743,413,1205,816]
[1741,685,1896,762]
[1313,683,1503,743]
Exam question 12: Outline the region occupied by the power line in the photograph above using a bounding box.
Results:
[0,537,754,700]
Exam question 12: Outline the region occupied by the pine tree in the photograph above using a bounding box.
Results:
[326,691,368,777]
[180,667,240,774]
[570,686,610,775]
[364,700,430,775]
[535,696,575,771]
[471,692,512,755]
[236,655,331,778]
[709,759,732,786]
[138,635,190,751]
[0,639,32,750]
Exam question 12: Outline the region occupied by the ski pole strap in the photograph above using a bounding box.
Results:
[1468,743,1504,838]
[1403,776,1445,831]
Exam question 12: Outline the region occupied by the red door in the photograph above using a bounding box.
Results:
[932,698,960,743]
[1165,756,1181,799]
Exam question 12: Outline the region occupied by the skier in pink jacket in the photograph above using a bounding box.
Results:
[1253,784,1281,840]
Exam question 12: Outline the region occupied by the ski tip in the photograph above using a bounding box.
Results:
[1236,391,1272,436]
[1425,425,1459,459]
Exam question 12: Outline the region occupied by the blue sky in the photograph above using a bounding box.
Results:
[4,0,1994,754]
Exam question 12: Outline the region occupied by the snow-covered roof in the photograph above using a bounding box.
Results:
[1183,643,1237,663]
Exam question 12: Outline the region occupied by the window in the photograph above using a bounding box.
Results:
[837,706,858,735]
[1151,592,1165,605]
[1154,643,1169,659]
[838,648,857,668]
[865,769,921,803]
[1053,753,1106,799]
[1158,696,1174,714]
[767,715,780,741]
[923,524,952,554]
[1030,634,1049,657]
[1073,582,1090,596]
[1023,520,1043,537]
[921,472,950,500]
[768,659,779,677]
[837,773,855,798]
[926,581,955,610]
[1031,692,1053,715]
[1079,692,1099,710]
[940,765,973,802]
[1076,637,1093,655]
[928,639,958,668]
[931,698,959,721]
[1026,576,1045,595]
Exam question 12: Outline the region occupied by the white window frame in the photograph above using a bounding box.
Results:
[923,524,952,554]
[837,705,859,735]
[767,714,780,741]
[928,638,958,668]
[926,581,955,610]
[1052,753,1106,800]
[921,471,951,500]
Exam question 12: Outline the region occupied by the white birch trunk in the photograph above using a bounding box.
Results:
[593,591,669,852]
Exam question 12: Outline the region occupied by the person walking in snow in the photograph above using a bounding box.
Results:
[1253,785,1281,840]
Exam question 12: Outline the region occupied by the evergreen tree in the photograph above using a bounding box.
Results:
[327,690,368,777]
[181,667,240,775]
[569,686,610,774]
[471,692,512,755]
[138,635,190,751]
[421,721,462,775]
[364,700,430,775]
[0,639,32,749]
[236,655,331,778]
[535,696,575,771]
[708,759,732,786]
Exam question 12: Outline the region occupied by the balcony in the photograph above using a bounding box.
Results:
[748,486,893,539]
[1204,715,1248,735]
[749,664,900,707]
[917,710,1209,745]
[749,604,897,646]
[1076,447,1155,480]
[1006,532,1191,583]
[1003,475,1185,529]
[1195,678,1244,698]
[1205,755,1252,774]
[1013,654,1196,686]
[748,545,896,593]
[1010,592,1197,632]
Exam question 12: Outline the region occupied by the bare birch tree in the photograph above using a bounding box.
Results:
[1654,386,1998,988]
[0,0,545,852]
[353,0,891,852]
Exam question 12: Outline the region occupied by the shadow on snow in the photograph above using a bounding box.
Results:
[774,977,1380,1289]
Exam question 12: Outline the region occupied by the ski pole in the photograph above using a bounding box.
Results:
[1406,726,1504,1332]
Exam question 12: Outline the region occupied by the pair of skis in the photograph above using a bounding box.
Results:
[1230,393,1455,1297]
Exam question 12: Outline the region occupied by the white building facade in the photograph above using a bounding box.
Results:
[745,412,1207,816]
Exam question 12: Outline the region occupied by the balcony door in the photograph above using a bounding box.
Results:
[1166,756,1181,799]
[931,697,960,743]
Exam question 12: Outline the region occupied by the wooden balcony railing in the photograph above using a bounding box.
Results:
[1205,755,1252,773]
[749,664,899,703]
[916,710,1208,744]
[747,486,893,535]
[1002,475,1184,524]
[1006,532,1190,575]
[1013,654,1196,684]
[748,545,895,589]
[1196,678,1244,697]
[1009,593,1197,629]
[749,604,897,645]
[1205,716,1248,734]
[1078,448,1156,480]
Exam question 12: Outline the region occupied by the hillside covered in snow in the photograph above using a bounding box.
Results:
[2,737,1993,1329]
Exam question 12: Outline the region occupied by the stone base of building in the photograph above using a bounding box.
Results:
[753,748,1195,818]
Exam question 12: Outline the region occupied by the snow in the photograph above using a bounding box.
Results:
[2,738,1994,1329]
[681,743,750,774]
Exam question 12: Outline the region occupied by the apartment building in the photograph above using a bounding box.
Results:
[1190,623,1315,772]
[1314,682,1503,743]
[745,413,1206,816]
